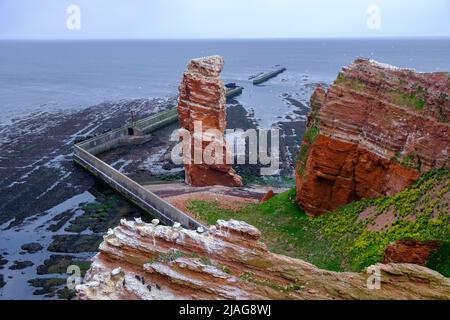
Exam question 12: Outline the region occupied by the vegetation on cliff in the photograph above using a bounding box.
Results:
[296,59,449,216]
[335,73,367,92]
[390,89,427,111]
[188,168,449,275]
[296,124,320,176]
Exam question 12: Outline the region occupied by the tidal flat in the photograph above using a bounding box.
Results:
[0,90,311,299]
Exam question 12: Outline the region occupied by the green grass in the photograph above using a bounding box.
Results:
[241,175,295,188]
[150,249,188,263]
[154,171,185,182]
[240,271,303,292]
[412,83,427,95]
[82,196,118,213]
[296,144,310,177]
[296,125,320,177]
[188,169,450,274]
[427,242,450,277]
[334,74,367,92]
[391,152,421,170]
[400,154,420,170]
[303,125,320,144]
[188,189,345,271]
[391,90,426,111]
[336,74,428,112]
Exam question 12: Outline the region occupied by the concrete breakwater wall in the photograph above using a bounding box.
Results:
[225,86,244,98]
[75,107,179,155]
[73,107,205,230]
[134,107,178,132]
[252,67,287,85]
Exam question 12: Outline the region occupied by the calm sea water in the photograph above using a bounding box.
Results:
[1,39,450,125]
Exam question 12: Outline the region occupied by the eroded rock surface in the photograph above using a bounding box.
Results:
[297,58,450,215]
[77,219,450,300]
[383,239,442,265]
[177,56,243,187]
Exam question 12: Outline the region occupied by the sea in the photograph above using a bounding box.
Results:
[1,38,450,127]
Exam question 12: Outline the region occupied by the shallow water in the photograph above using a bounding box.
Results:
[0,191,95,299]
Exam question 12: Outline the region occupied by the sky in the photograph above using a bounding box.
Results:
[0,0,449,40]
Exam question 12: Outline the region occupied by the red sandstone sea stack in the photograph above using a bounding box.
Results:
[296,58,450,216]
[177,56,243,187]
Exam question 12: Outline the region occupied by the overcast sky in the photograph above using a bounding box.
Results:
[1,0,449,39]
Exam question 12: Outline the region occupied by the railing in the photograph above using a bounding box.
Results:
[135,107,178,132]
[73,107,205,230]
[76,107,179,155]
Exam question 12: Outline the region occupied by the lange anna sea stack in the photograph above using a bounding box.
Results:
[296,58,450,216]
[177,56,243,187]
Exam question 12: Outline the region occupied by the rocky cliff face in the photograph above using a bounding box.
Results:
[297,58,450,216]
[177,56,243,187]
[76,219,450,300]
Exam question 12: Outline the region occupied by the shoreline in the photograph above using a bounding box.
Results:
[0,89,310,299]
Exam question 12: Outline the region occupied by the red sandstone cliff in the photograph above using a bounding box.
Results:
[383,239,442,265]
[76,219,450,300]
[297,58,450,216]
[177,56,243,187]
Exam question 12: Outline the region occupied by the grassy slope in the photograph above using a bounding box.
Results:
[188,168,449,275]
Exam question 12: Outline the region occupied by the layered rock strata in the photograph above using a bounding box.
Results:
[177,56,243,187]
[77,219,450,300]
[297,58,450,215]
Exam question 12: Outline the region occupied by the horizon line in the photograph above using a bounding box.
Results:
[1,35,450,41]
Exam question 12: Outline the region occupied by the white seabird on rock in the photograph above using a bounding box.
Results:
[111,267,123,277]
[196,227,205,234]
[173,222,181,229]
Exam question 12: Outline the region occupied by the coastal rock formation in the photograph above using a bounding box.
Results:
[383,239,442,265]
[77,219,450,300]
[260,190,275,203]
[297,58,450,216]
[177,56,243,187]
